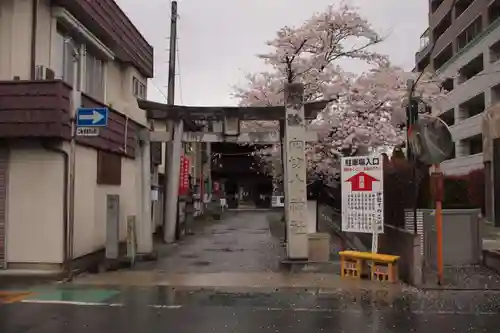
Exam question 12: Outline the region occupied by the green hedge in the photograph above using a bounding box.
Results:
[383,152,485,227]
[442,169,485,211]
[385,157,485,212]
[413,169,485,210]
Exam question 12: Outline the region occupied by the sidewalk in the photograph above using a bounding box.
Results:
[418,219,500,290]
[482,221,500,251]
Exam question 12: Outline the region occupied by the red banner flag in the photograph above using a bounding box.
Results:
[178,156,190,195]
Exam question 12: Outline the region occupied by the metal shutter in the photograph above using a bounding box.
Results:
[0,146,8,269]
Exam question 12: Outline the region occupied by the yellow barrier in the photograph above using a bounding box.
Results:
[339,251,400,283]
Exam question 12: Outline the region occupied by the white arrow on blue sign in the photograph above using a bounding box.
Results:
[76,107,108,127]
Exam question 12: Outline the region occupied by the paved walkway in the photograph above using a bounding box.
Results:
[73,210,352,289]
[74,210,308,288]
[144,210,286,274]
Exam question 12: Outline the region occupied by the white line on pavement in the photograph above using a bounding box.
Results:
[20,299,182,309]
[17,300,499,316]
[149,304,183,309]
[21,300,124,307]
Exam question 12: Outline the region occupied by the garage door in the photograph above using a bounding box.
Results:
[0,146,8,269]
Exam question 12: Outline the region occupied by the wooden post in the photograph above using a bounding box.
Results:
[431,164,444,285]
[283,83,308,260]
[137,129,153,254]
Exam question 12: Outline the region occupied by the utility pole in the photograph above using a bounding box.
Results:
[163,0,180,243]
[406,79,419,235]
[406,79,418,161]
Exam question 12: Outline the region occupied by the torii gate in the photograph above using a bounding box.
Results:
[138,83,329,261]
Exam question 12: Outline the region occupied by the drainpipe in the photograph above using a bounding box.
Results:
[38,48,80,281]
[41,141,70,276]
[30,0,39,80]
[65,53,80,280]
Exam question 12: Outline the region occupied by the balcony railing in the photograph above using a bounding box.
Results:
[79,93,140,158]
[0,80,72,138]
[419,29,430,51]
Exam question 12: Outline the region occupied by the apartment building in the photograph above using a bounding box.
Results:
[415,0,500,175]
[0,0,160,273]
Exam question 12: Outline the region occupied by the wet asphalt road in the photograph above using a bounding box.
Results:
[2,210,500,332]
[0,304,499,333]
[2,287,500,332]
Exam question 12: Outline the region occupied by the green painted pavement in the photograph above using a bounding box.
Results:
[24,288,120,303]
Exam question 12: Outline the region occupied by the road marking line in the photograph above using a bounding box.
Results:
[21,300,124,307]
[148,305,183,309]
[19,300,184,309]
[266,307,332,312]
[14,300,499,316]
[260,307,499,315]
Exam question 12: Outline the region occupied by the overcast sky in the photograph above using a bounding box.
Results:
[115,0,428,106]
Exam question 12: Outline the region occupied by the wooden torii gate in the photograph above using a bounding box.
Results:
[138,83,329,261]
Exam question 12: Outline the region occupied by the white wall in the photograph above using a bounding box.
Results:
[6,142,64,264]
[106,61,148,126]
[5,142,146,263]
[441,152,484,175]
[0,0,32,80]
[431,19,500,174]
[450,112,483,141]
[437,22,500,113]
[72,144,139,258]
[35,0,52,69]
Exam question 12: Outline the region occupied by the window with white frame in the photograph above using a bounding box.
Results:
[133,77,146,99]
[55,28,106,101]
[55,28,79,88]
[85,48,105,101]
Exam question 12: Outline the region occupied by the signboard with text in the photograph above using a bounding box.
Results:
[76,107,108,137]
[76,107,108,127]
[341,155,384,234]
[178,156,190,196]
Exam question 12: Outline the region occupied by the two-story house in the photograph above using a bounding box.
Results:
[0,0,159,274]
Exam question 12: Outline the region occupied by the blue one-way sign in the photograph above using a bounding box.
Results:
[76,107,108,127]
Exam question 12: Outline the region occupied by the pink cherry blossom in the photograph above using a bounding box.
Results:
[232,3,445,185]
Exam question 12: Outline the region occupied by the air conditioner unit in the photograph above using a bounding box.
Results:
[34,65,55,80]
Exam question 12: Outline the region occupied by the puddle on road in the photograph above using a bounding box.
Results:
[180,253,199,259]
[205,248,245,252]
[210,230,231,235]
[191,261,211,266]
[247,231,268,235]
[99,285,500,316]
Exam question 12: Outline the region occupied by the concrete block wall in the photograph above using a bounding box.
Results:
[379,225,423,286]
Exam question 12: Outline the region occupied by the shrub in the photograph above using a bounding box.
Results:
[383,162,485,227]
[443,176,472,209]
[443,169,484,211]
[467,169,485,212]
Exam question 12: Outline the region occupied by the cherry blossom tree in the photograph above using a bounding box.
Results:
[308,64,444,183]
[234,2,385,106]
[233,2,385,149]
[232,3,445,185]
